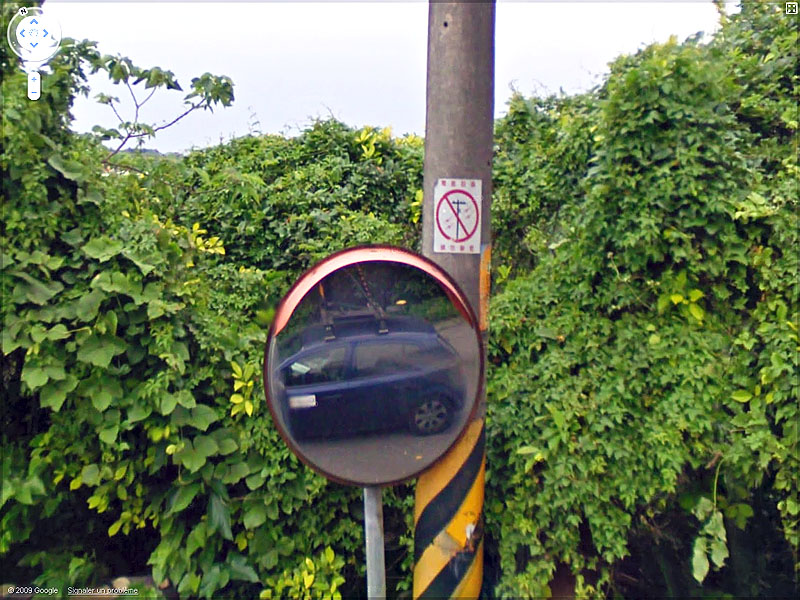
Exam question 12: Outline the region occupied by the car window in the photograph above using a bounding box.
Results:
[283,345,348,386]
[354,342,401,376]
[402,341,445,362]
[354,340,441,377]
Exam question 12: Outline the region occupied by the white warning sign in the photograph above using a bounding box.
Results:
[433,178,482,254]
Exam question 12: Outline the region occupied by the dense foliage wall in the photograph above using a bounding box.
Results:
[2,2,796,598]
[487,3,798,596]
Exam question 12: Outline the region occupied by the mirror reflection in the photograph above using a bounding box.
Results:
[266,259,480,485]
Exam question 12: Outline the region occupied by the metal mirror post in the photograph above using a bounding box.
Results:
[363,486,386,597]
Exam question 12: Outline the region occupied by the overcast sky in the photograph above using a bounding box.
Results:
[39,1,733,153]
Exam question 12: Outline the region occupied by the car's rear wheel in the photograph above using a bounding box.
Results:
[410,395,451,435]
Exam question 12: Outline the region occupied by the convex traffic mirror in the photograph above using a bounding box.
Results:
[264,246,483,486]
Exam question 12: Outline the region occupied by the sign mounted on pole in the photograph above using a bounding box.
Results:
[433,178,482,254]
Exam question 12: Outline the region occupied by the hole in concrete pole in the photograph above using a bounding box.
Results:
[443,21,448,27]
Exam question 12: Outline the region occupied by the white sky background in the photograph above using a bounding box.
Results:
[40,0,734,153]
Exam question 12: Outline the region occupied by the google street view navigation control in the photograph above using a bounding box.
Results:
[6,6,62,101]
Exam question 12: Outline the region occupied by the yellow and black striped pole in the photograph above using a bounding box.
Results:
[415,2,494,597]
[414,419,486,598]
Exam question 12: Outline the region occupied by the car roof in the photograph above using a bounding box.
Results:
[298,315,436,347]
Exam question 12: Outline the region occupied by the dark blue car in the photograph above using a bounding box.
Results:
[276,316,465,439]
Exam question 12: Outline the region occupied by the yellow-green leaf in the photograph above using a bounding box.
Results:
[230,361,243,378]
[670,294,685,305]
[108,520,123,537]
[731,390,752,403]
[236,532,248,551]
[303,572,314,589]
[689,303,705,321]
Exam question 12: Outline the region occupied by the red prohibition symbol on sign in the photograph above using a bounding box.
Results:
[436,189,479,243]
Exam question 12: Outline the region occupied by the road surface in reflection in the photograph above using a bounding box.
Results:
[297,423,460,485]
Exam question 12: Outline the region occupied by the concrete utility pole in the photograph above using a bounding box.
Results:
[415,2,494,598]
[420,2,494,307]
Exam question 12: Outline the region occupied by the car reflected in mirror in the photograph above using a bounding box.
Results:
[264,247,482,486]
[278,315,466,440]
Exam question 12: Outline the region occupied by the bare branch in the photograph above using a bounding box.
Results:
[108,100,124,125]
[139,87,157,110]
[124,78,141,124]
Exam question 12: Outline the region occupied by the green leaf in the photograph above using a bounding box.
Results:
[188,405,219,431]
[178,573,202,596]
[81,464,101,487]
[123,251,157,276]
[546,405,566,430]
[223,462,250,484]
[14,273,64,305]
[160,394,179,416]
[82,237,124,262]
[48,155,85,181]
[670,294,685,305]
[208,493,233,540]
[186,521,207,556]
[99,424,119,444]
[193,435,219,458]
[689,289,704,302]
[229,557,259,583]
[516,445,540,455]
[40,376,78,412]
[88,376,122,412]
[656,294,671,313]
[245,473,265,491]
[176,390,196,409]
[199,565,222,598]
[169,483,200,514]
[243,504,267,530]
[691,537,709,583]
[709,538,729,568]
[704,511,727,542]
[263,550,278,570]
[77,334,127,368]
[75,290,105,321]
[127,403,152,423]
[217,437,238,456]
[731,390,753,403]
[22,366,49,390]
[692,496,714,521]
[176,442,206,473]
[46,324,70,340]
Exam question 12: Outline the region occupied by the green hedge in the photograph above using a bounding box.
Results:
[1,2,796,598]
